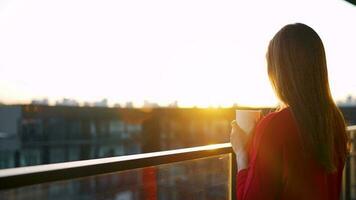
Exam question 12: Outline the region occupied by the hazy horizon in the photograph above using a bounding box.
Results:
[0,0,355,107]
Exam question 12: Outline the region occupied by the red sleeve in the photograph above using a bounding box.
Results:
[237,169,248,198]
[237,113,283,200]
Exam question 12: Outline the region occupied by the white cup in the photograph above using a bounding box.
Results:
[235,110,261,134]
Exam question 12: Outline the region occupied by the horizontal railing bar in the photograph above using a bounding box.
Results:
[347,125,356,131]
[0,143,233,190]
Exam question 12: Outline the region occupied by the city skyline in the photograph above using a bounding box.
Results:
[1,94,355,108]
[0,0,355,107]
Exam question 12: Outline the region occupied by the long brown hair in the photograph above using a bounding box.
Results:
[267,23,349,172]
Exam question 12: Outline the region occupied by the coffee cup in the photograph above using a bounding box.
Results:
[235,110,261,134]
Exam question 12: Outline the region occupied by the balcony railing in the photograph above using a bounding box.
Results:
[345,125,356,200]
[0,126,355,200]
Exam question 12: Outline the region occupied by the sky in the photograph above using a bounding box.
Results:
[0,0,355,107]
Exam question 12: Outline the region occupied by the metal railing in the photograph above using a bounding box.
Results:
[0,126,355,200]
[345,125,356,200]
[0,143,237,199]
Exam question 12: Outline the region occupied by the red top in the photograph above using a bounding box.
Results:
[237,107,344,200]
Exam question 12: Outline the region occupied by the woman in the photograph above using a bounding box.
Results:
[230,23,349,200]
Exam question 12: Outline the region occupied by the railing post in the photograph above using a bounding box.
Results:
[231,153,237,200]
[344,128,355,200]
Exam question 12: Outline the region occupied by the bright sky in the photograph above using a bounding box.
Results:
[0,0,355,107]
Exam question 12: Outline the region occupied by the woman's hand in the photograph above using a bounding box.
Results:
[230,120,249,171]
[230,120,249,155]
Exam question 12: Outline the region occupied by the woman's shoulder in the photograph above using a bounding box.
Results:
[252,107,295,147]
[257,107,292,131]
[248,107,293,163]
